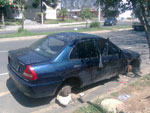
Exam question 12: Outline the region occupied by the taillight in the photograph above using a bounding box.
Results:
[23,65,37,80]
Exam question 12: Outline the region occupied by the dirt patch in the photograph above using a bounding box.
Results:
[111,74,150,113]
[123,87,150,112]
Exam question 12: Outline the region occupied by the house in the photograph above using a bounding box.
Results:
[61,0,98,16]
[6,0,100,20]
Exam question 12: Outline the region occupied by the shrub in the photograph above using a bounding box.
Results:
[18,27,28,33]
[90,22,100,28]
[80,8,93,20]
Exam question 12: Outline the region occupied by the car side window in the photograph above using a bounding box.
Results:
[108,43,119,55]
[70,40,98,59]
[101,42,119,56]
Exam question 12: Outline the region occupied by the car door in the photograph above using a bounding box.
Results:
[69,39,99,86]
[92,39,123,82]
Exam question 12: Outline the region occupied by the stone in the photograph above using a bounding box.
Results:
[56,94,72,106]
[101,98,124,113]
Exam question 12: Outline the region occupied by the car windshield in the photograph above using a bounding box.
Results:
[30,36,66,58]
[106,18,113,21]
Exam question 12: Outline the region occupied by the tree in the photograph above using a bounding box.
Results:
[95,0,150,58]
[80,8,93,28]
[14,0,25,31]
[0,0,9,26]
[32,0,58,9]
[80,8,93,20]
[125,0,150,58]
[95,0,123,17]
[59,9,68,21]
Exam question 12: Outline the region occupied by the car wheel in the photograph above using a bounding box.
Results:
[58,85,72,97]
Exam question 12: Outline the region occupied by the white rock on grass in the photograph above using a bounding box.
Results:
[101,99,124,113]
[56,94,72,106]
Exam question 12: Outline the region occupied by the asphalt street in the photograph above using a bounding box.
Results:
[0,21,132,35]
[0,26,85,35]
[0,29,149,113]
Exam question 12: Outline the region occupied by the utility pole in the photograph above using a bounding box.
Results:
[20,0,24,31]
[2,11,5,26]
[41,0,44,24]
[98,2,101,22]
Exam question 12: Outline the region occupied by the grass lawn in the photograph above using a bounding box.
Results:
[0,19,21,25]
[44,19,83,24]
[0,25,132,39]
[74,101,107,113]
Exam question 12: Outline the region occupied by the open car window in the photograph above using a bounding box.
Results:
[70,40,98,59]
[101,41,119,56]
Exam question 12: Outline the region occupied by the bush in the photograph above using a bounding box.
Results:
[90,22,100,28]
[18,27,28,33]
[80,8,93,20]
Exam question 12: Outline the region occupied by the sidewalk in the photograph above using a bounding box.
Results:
[0,21,90,32]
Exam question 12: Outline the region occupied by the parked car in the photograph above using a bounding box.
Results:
[8,32,141,98]
[132,17,150,31]
[132,21,144,31]
[104,17,117,26]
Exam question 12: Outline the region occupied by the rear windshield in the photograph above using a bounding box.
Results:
[30,36,66,58]
[106,18,114,21]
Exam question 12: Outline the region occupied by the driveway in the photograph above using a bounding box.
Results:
[0,30,149,113]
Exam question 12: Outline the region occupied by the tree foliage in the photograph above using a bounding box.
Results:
[59,9,68,21]
[32,0,58,9]
[125,0,150,57]
[0,0,9,6]
[80,8,93,20]
[96,0,123,17]
[96,0,150,57]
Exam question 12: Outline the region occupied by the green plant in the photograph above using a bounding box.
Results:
[0,0,9,6]
[59,9,68,21]
[18,27,28,33]
[76,102,107,113]
[141,74,150,80]
[90,22,100,28]
[32,0,40,8]
[80,8,93,20]
[110,92,119,97]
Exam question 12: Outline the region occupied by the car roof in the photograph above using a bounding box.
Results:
[49,32,103,43]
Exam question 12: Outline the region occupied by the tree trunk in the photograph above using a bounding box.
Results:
[139,1,150,59]
[22,13,24,30]
[144,25,150,59]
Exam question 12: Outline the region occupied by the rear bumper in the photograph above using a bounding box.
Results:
[104,23,112,26]
[132,25,144,31]
[8,65,61,98]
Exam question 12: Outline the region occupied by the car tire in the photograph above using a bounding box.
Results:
[57,85,72,97]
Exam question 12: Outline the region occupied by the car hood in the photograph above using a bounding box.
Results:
[9,47,50,65]
[122,49,140,59]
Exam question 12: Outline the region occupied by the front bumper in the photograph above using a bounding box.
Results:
[8,65,61,98]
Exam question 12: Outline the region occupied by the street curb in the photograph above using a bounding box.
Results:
[0,28,132,42]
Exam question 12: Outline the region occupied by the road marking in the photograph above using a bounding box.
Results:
[0,73,8,76]
[0,91,10,97]
[0,50,8,53]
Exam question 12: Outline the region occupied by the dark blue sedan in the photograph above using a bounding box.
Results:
[8,32,140,98]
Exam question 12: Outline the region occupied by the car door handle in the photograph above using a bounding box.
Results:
[74,65,81,69]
